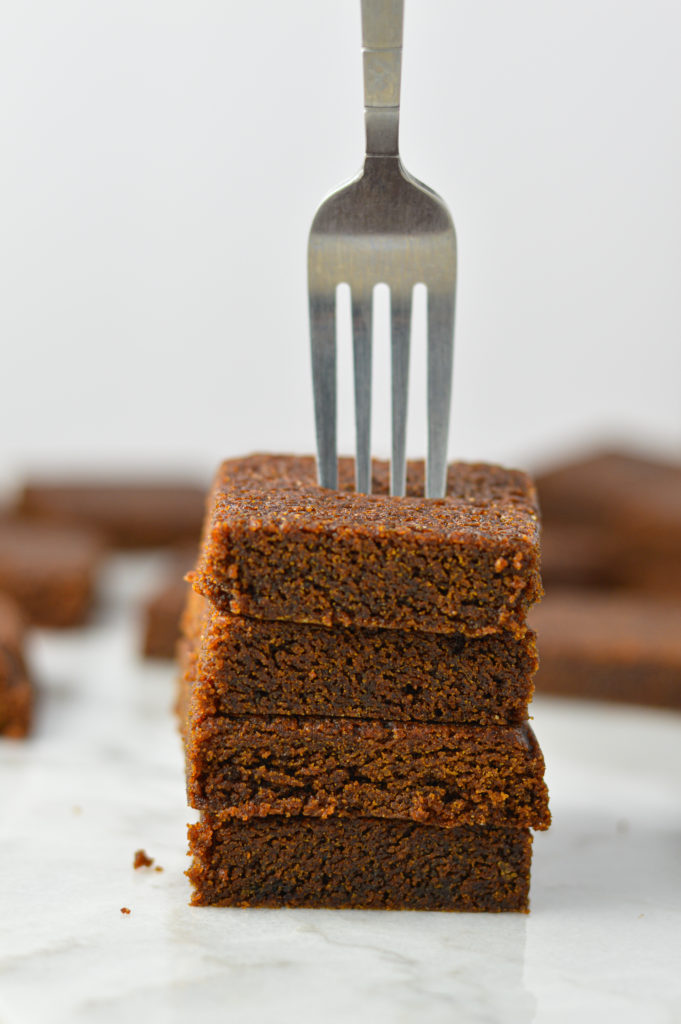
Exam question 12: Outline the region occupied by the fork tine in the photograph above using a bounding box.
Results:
[309,289,337,490]
[390,288,412,497]
[426,287,456,499]
[351,288,373,494]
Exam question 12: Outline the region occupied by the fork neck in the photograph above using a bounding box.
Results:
[364,108,400,157]
[361,0,403,157]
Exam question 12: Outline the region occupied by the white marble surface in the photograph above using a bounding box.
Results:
[1,555,680,1024]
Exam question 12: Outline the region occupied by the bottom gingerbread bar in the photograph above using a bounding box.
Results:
[187,815,533,912]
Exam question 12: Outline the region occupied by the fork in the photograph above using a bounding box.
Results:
[308,0,457,498]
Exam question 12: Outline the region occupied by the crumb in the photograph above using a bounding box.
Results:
[154,865,164,873]
[72,806,82,815]
[120,907,131,915]
[133,849,154,869]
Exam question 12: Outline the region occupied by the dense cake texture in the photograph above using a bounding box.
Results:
[191,455,541,637]
[530,589,681,709]
[181,590,537,724]
[0,593,32,738]
[187,815,533,911]
[18,479,206,548]
[0,519,101,627]
[183,703,550,829]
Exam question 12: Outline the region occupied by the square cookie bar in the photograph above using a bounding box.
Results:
[0,519,101,627]
[19,479,206,549]
[191,455,541,637]
[0,593,32,738]
[531,589,681,709]
[181,590,537,725]
[183,703,550,830]
[187,815,533,912]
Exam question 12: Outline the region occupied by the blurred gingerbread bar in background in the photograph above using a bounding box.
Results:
[17,479,206,549]
[0,516,101,627]
[536,450,681,595]
[538,522,619,590]
[530,591,681,710]
[142,576,188,659]
[534,448,681,707]
[0,593,33,738]
[141,548,195,659]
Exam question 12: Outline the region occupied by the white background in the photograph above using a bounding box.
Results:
[1,0,680,490]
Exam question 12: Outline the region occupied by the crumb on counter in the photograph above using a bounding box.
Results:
[120,907,131,915]
[133,849,154,869]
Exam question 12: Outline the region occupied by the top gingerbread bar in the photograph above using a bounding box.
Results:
[192,454,541,637]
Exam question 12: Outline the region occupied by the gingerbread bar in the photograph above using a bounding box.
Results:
[19,479,206,549]
[536,450,681,594]
[181,590,537,724]
[183,705,550,829]
[0,519,101,627]
[191,455,541,637]
[143,578,187,658]
[141,549,195,659]
[615,550,681,596]
[530,589,681,709]
[536,450,681,538]
[540,523,618,590]
[187,815,533,911]
[0,593,32,738]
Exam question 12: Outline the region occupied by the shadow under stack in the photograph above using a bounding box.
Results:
[179,454,550,911]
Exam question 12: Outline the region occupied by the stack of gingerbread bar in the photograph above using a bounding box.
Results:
[180,454,550,911]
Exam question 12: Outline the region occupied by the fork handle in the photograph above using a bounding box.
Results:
[361,0,403,156]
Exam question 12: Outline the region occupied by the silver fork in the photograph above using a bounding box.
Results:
[308,0,457,498]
